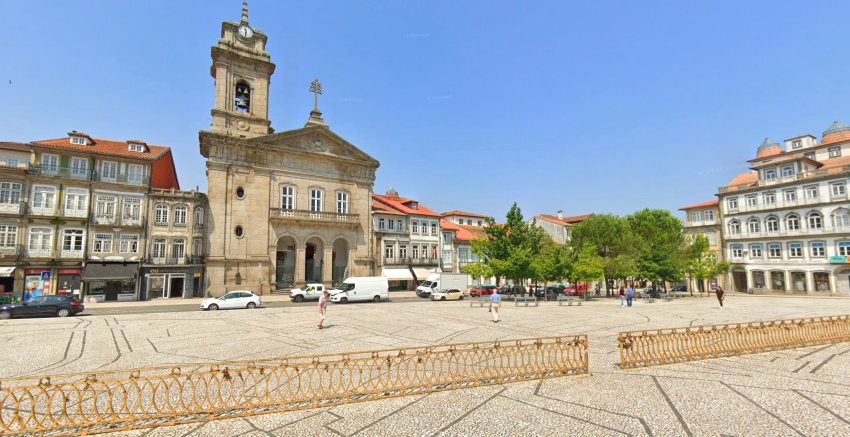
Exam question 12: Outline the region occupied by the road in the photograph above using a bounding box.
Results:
[82,294,427,316]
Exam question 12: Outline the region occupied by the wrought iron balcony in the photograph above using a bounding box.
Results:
[0,244,24,258]
[0,201,24,215]
[25,248,53,258]
[92,172,150,186]
[59,249,85,259]
[29,164,95,181]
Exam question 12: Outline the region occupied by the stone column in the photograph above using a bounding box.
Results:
[295,248,306,285]
[323,248,333,286]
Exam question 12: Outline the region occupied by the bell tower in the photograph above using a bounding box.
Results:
[209,2,276,138]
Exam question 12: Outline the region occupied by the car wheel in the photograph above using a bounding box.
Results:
[293,295,304,303]
[373,295,380,302]
[459,296,464,300]
[246,302,256,309]
[0,310,11,320]
[340,297,348,304]
[56,308,71,318]
[208,304,219,311]
[441,296,446,301]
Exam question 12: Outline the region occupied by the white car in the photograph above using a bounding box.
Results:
[201,291,262,311]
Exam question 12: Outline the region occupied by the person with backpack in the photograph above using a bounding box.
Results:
[626,284,634,307]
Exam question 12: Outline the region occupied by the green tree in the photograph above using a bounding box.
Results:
[570,214,638,296]
[532,237,572,286]
[476,203,546,290]
[570,243,605,299]
[685,234,731,295]
[626,209,688,289]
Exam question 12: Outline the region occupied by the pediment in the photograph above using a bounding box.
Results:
[250,125,379,167]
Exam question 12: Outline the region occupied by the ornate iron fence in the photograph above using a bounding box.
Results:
[619,315,850,369]
[0,335,587,436]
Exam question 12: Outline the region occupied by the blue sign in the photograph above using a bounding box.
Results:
[41,271,51,280]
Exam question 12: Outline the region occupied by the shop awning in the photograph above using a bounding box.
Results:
[412,267,441,281]
[82,263,139,281]
[0,267,15,277]
[381,267,414,280]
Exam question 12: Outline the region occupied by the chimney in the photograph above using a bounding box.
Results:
[557,210,563,220]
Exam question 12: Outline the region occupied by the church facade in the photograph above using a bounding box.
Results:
[199,4,379,295]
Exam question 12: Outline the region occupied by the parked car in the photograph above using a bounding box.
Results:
[289,283,326,302]
[641,286,661,298]
[470,284,499,297]
[329,277,389,303]
[671,284,687,292]
[564,284,588,296]
[201,291,262,311]
[430,289,465,301]
[546,284,567,295]
[0,295,84,319]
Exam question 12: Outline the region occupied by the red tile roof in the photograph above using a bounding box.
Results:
[372,199,406,216]
[0,142,32,153]
[720,172,759,192]
[561,213,593,224]
[820,154,850,169]
[150,150,180,190]
[755,146,782,159]
[821,131,850,146]
[679,199,719,210]
[440,219,485,241]
[32,137,169,161]
[372,193,441,217]
[441,210,487,218]
[537,215,570,226]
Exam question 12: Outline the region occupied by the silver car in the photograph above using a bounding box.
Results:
[201,291,262,311]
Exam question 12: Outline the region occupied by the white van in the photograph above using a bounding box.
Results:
[329,277,389,303]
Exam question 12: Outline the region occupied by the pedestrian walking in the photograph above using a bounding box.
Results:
[715,285,725,308]
[626,285,634,307]
[489,288,502,323]
[317,290,329,329]
[595,284,601,298]
[619,285,625,307]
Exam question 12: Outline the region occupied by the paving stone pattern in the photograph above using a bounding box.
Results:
[1,295,849,436]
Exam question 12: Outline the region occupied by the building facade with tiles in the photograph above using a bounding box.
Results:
[372,189,441,290]
[0,134,181,303]
[679,199,726,291]
[199,4,379,295]
[717,121,850,296]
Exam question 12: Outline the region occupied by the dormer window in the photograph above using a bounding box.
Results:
[410,202,418,210]
[792,140,802,149]
[764,169,776,180]
[128,144,144,152]
[781,165,794,177]
[70,136,87,145]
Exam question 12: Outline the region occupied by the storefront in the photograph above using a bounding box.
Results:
[24,268,51,301]
[140,266,204,300]
[81,262,140,302]
[56,268,82,297]
[381,266,414,291]
[0,266,15,296]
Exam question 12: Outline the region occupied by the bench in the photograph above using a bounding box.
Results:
[469,297,488,308]
[659,292,673,302]
[642,294,655,303]
[558,295,582,306]
[514,296,539,307]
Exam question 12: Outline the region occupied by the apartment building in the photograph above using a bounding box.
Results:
[717,121,850,295]
[372,189,441,289]
[0,134,180,302]
[528,211,593,245]
[679,199,725,290]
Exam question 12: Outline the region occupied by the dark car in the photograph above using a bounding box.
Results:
[0,295,84,319]
[671,284,687,292]
[470,284,499,297]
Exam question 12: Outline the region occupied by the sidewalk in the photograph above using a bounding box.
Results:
[83,290,420,308]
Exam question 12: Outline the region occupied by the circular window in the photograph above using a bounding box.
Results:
[236,187,245,199]
[235,226,244,238]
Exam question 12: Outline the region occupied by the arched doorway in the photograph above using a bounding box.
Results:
[332,238,349,286]
[305,237,324,283]
[838,269,850,296]
[731,267,747,293]
[275,236,297,289]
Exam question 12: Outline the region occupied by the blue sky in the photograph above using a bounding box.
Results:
[2,1,849,221]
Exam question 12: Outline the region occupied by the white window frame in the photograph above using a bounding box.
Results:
[100,161,118,182]
[731,245,742,258]
[174,205,188,226]
[746,196,757,207]
[808,213,823,230]
[172,238,186,260]
[764,169,776,180]
[832,182,846,197]
[127,164,144,184]
[309,188,323,212]
[61,228,85,254]
[119,234,139,253]
[786,215,800,231]
[27,227,52,256]
[0,225,18,248]
[95,195,116,220]
[128,143,144,152]
[805,186,818,199]
[281,185,295,210]
[0,182,22,205]
[41,154,59,174]
[31,185,56,212]
[727,198,738,211]
[412,221,419,234]
[728,220,741,234]
[122,197,142,223]
[152,239,167,259]
[788,243,803,258]
[834,211,850,229]
[336,191,349,214]
[691,211,700,222]
[811,242,825,257]
[838,242,850,257]
[93,233,113,253]
[70,157,88,178]
[385,244,394,260]
[764,192,775,205]
[750,244,762,258]
[194,207,204,226]
[766,217,779,232]
[784,190,797,203]
[781,166,794,177]
[829,147,841,158]
[155,204,168,225]
[747,219,760,233]
[768,244,782,258]
[64,188,88,217]
[431,222,438,235]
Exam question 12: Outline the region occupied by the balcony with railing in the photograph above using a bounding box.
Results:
[724,225,850,240]
[148,256,189,265]
[0,244,24,258]
[28,204,57,216]
[29,164,95,181]
[374,225,408,234]
[383,257,440,266]
[59,249,85,259]
[0,201,24,215]
[92,213,117,225]
[270,208,360,225]
[63,208,88,218]
[92,171,150,186]
[26,248,53,258]
[719,165,850,194]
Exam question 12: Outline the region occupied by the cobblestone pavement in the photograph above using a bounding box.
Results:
[1,295,849,436]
